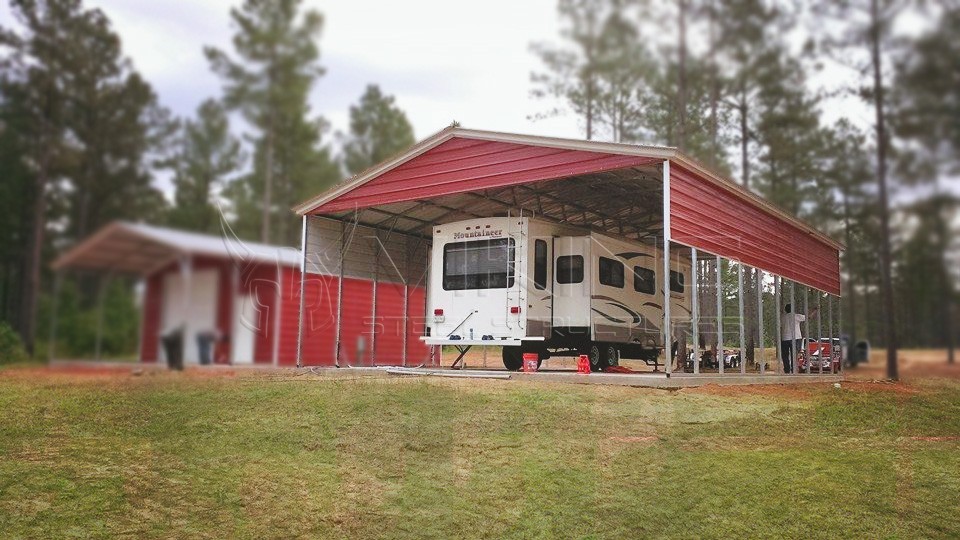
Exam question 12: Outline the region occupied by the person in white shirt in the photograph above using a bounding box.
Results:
[780,303,817,373]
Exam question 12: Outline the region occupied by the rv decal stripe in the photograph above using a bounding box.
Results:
[604,303,642,325]
[590,295,642,324]
[643,302,662,310]
[591,308,626,324]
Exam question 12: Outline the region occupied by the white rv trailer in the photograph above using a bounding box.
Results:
[423,217,692,370]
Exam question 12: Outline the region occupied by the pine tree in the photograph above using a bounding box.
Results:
[341,85,415,176]
[713,0,791,189]
[1,0,163,353]
[206,0,338,245]
[813,0,903,379]
[162,99,243,234]
[820,120,876,352]
[0,0,68,354]
[530,0,610,140]
[892,7,960,363]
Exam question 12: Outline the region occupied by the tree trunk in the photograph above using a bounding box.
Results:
[869,0,898,380]
[20,148,50,356]
[933,186,955,364]
[677,0,688,151]
[261,122,275,244]
[739,89,749,189]
[708,0,719,160]
[842,189,858,351]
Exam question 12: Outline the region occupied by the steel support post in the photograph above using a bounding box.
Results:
[817,292,823,374]
[691,248,700,374]
[716,255,724,375]
[334,220,346,367]
[827,295,836,375]
[804,287,810,374]
[738,263,746,374]
[662,160,672,375]
[837,296,843,373]
[402,284,409,367]
[296,215,308,368]
[180,255,193,365]
[134,277,145,363]
[370,230,381,367]
[790,281,796,374]
[775,276,782,375]
[757,269,764,375]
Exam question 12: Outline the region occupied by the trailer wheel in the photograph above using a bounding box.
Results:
[502,347,523,371]
[605,345,619,367]
[588,343,608,371]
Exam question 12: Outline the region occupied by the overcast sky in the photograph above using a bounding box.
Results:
[4,0,953,204]
[79,0,579,143]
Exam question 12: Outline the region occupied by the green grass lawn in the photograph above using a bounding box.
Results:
[1,368,959,539]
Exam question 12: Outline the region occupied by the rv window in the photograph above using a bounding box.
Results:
[669,270,685,293]
[633,266,655,294]
[598,257,624,288]
[534,239,548,290]
[555,255,583,284]
[442,238,515,290]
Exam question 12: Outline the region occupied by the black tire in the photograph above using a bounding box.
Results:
[605,344,619,367]
[588,343,608,371]
[502,346,523,371]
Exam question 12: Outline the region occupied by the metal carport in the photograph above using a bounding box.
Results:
[293,127,843,378]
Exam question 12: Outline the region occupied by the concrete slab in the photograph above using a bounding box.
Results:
[510,370,843,388]
[312,366,844,388]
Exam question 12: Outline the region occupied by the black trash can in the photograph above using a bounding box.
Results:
[197,332,216,366]
[162,329,184,371]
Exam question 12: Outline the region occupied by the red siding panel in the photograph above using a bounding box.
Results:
[287,275,429,367]
[276,267,301,366]
[670,164,840,295]
[405,286,430,365]
[296,272,339,366]
[372,282,406,365]
[243,265,280,364]
[313,138,658,213]
[213,260,232,364]
[338,278,375,365]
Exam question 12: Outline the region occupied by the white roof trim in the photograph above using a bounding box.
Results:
[52,221,301,273]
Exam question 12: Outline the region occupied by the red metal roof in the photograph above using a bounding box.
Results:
[310,137,660,214]
[670,164,841,295]
[295,127,842,295]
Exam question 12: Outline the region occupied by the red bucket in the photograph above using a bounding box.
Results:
[522,353,539,372]
[577,354,591,374]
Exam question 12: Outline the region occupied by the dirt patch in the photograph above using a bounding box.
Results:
[839,380,920,396]
[0,364,137,380]
[681,383,818,400]
[848,349,960,380]
[0,363,271,382]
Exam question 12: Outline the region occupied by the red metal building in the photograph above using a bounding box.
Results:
[294,127,843,376]
[51,221,429,366]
